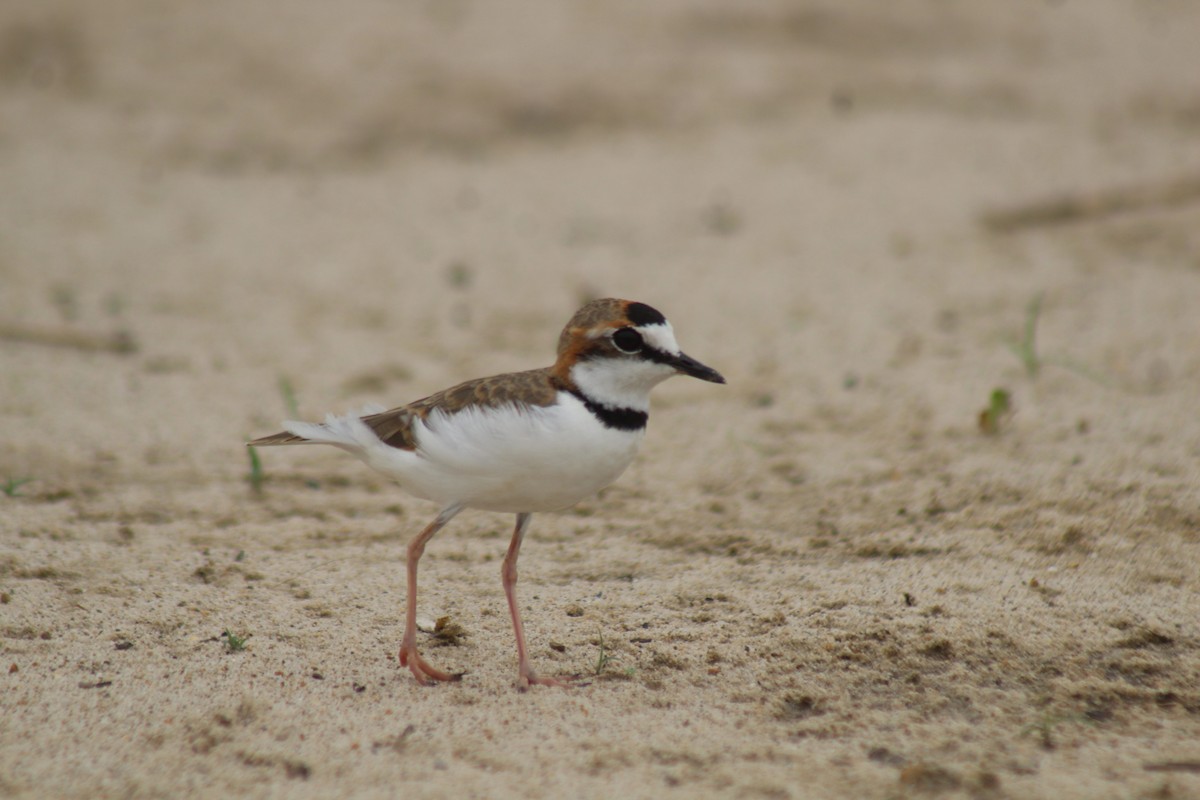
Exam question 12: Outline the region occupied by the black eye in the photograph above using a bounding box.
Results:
[611,327,643,353]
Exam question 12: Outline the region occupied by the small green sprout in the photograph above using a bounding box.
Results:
[278,376,300,417]
[2,478,33,498]
[1007,293,1043,377]
[1004,293,1108,385]
[223,630,250,653]
[1020,711,1095,750]
[594,631,612,675]
[979,388,1012,435]
[246,446,264,494]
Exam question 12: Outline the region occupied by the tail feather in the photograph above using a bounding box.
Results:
[247,404,388,449]
[246,430,315,447]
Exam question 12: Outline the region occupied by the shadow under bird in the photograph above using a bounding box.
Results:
[248,298,724,689]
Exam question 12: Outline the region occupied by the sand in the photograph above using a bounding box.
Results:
[3,1,1200,798]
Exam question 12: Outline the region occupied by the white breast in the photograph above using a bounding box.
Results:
[354,392,644,513]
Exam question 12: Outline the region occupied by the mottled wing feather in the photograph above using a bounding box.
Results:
[480,368,560,407]
[358,406,422,450]
[248,368,563,451]
[361,367,561,451]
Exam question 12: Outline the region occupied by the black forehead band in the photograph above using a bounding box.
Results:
[625,302,666,327]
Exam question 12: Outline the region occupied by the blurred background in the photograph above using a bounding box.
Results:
[4,0,1199,468]
[3,3,1200,797]
[3,0,1199,520]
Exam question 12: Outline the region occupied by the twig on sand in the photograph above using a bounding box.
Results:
[0,323,137,355]
[981,175,1200,232]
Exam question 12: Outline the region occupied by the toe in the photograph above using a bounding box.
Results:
[518,669,577,690]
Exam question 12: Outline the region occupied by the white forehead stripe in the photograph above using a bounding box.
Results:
[637,322,680,356]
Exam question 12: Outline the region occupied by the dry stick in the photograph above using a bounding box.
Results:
[980,175,1200,233]
[0,323,137,354]
[1143,762,1200,774]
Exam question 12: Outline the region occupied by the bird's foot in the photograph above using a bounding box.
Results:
[400,644,463,685]
[516,666,584,691]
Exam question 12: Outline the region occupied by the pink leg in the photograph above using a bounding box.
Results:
[399,504,463,685]
[503,513,573,690]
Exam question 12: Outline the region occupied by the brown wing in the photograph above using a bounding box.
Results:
[362,367,562,451]
[358,406,422,450]
[248,368,561,452]
[247,407,424,451]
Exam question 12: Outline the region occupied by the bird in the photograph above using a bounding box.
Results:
[248,298,725,689]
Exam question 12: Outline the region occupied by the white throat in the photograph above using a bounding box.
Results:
[569,355,675,411]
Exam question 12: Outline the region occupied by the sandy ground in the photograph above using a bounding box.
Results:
[3,1,1200,797]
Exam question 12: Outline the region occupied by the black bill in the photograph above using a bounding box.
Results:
[668,352,725,384]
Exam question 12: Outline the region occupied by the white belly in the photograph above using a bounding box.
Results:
[361,392,644,512]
